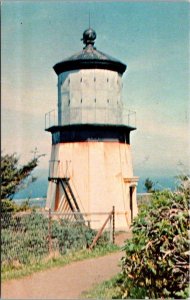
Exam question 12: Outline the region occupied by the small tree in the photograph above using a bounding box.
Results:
[1,150,44,200]
[144,177,154,193]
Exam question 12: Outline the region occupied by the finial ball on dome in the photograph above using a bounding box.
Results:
[82,28,96,47]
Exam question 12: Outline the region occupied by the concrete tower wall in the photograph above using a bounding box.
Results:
[47,141,138,229]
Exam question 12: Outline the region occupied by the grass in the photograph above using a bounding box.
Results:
[81,274,121,299]
[2,243,119,282]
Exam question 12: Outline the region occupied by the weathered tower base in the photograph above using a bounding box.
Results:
[46,125,138,230]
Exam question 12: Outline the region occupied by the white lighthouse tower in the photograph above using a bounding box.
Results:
[45,28,138,229]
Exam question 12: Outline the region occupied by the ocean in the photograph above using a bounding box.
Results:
[13,174,176,203]
[14,197,46,208]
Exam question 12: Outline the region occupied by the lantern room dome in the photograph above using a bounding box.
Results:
[53,28,127,75]
[82,28,97,47]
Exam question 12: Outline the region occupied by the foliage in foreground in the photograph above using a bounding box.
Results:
[1,150,44,200]
[1,211,110,275]
[117,177,190,299]
[1,199,31,213]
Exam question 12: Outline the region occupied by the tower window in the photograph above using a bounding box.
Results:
[80,78,82,82]
[68,99,70,105]
[94,98,96,103]
[68,79,70,84]
[107,78,109,82]
[81,98,82,103]
[107,99,109,103]
[94,77,96,82]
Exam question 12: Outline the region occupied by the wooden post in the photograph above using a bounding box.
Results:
[48,208,52,253]
[109,214,112,244]
[89,210,113,250]
[112,206,115,244]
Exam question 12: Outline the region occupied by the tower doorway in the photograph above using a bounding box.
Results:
[129,186,134,222]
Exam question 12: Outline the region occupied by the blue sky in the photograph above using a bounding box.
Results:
[2,1,190,184]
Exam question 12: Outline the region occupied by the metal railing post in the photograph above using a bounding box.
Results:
[135,112,136,127]
[112,206,115,244]
[48,161,51,178]
[128,110,130,126]
[109,214,112,244]
[48,209,52,253]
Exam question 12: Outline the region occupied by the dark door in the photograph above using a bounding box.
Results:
[129,186,133,222]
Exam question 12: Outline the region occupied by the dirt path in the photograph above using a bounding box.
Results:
[2,252,123,299]
[2,232,131,299]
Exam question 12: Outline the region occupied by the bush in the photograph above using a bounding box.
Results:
[51,220,92,254]
[1,212,49,266]
[1,151,43,199]
[1,199,20,213]
[1,211,110,270]
[1,199,31,213]
[118,178,190,299]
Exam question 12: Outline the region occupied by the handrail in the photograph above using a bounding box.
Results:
[45,106,136,129]
[45,109,56,129]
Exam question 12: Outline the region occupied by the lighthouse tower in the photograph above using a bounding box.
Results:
[45,28,138,229]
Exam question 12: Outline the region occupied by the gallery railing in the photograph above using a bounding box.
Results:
[45,106,136,129]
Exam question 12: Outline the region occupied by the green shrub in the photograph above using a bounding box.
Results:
[19,200,31,211]
[1,212,49,267]
[1,199,20,213]
[51,219,108,254]
[51,220,87,254]
[118,180,189,299]
[1,211,110,271]
[1,199,31,213]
